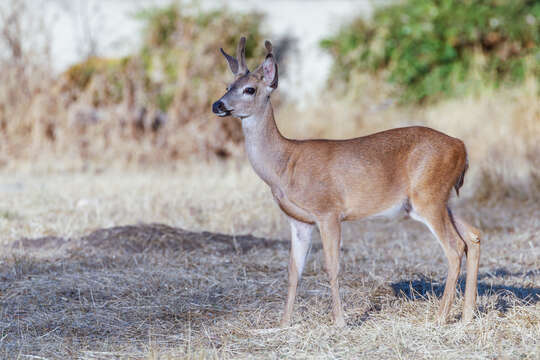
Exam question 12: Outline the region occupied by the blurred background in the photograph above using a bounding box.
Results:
[0,0,538,239]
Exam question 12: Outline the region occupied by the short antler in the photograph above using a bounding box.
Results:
[220,48,239,75]
[220,36,249,76]
[237,36,248,74]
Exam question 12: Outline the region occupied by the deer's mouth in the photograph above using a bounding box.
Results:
[216,109,232,117]
[212,100,233,117]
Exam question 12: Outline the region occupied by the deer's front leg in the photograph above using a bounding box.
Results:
[280,217,313,327]
[318,216,346,327]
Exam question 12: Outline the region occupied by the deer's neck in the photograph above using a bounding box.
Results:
[241,100,290,187]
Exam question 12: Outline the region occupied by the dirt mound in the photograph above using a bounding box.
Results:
[81,224,288,255]
[10,224,288,257]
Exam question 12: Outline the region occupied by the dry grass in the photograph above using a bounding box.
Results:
[0,164,539,359]
[0,164,285,244]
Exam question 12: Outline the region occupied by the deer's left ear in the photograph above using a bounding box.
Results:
[255,40,278,89]
[261,54,278,89]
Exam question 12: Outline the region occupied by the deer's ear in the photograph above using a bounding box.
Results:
[261,54,278,89]
[220,48,239,75]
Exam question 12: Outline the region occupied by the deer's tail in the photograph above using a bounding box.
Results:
[454,153,468,197]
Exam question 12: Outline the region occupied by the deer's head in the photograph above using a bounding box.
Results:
[212,37,278,119]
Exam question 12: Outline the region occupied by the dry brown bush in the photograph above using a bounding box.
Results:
[0,3,269,166]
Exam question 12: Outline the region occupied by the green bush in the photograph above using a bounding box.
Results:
[321,0,540,103]
[64,56,130,106]
[136,5,266,111]
[64,5,266,111]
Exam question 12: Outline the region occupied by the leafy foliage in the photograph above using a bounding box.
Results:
[321,0,540,102]
[136,5,266,111]
[64,56,130,106]
[64,5,266,111]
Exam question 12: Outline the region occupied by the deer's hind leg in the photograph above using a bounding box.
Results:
[451,214,481,322]
[318,216,346,327]
[409,195,466,324]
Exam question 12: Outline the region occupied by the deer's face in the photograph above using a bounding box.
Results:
[213,73,270,119]
[212,37,278,119]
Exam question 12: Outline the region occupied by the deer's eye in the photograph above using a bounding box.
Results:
[243,87,256,95]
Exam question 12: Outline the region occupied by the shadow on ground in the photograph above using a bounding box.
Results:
[391,269,540,313]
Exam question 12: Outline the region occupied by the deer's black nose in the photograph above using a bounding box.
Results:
[212,100,226,114]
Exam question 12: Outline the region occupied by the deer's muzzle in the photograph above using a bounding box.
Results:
[212,100,231,117]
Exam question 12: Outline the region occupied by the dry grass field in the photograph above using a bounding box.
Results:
[1,80,539,358]
[0,163,539,359]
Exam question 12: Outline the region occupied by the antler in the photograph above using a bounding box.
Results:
[236,36,248,74]
[220,36,249,76]
[220,48,239,75]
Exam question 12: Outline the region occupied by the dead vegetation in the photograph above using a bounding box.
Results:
[0,168,538,359]
[1,202,538,359]
[0,3,270,165]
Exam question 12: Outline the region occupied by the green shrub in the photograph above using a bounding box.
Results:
[63,5,266,112]
[321,0,540,103]
[64,56,131,106]
[136,5,266,111]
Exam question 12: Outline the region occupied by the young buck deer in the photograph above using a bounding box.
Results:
[212,37,481,327]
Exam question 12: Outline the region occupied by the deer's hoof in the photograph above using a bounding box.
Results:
[462,311,475,323]
[334,316,346,328]
[279,318,291,328]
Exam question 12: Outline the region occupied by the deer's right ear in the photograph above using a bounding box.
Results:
[220,48,239,75]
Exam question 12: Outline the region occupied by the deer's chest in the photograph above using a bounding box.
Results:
[271,186,316,224]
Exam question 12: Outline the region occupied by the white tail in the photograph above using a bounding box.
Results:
[212,37,481,327]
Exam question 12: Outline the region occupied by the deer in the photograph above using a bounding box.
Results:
[212,37,481,327]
